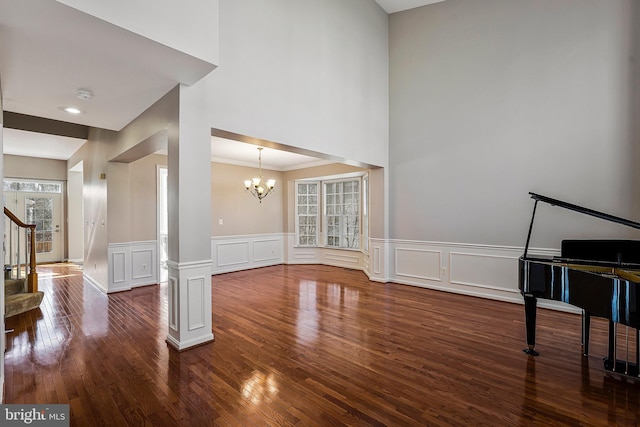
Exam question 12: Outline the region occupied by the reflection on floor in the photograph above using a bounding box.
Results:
[4,263,640,425]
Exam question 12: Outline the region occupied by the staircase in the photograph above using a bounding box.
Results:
[4,207,42,317]
[5,277,43,318]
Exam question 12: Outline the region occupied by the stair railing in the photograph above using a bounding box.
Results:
[4,207,38,292]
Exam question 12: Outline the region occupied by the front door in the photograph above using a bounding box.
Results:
[5,188,63,264]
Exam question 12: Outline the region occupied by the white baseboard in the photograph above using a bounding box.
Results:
[84,272,107,293]
[213,233,574,313]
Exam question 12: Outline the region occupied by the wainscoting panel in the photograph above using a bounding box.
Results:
[166,260,214,350]
[112,251,127,284]
[292,252,318,262]
[285,234,367,271]
[253,238,281,263]
[450,252,519,292]
[107,241,158,293]
[210,233,573,314]
[324,251,360,266]
[187,276,206,331]
[212,234,284,275]
[387,240,559,305]
[216,241,250,268]
[132,248,154,282]
[169,277,178,331]
[395,248,442,282]
[373,246,381,275]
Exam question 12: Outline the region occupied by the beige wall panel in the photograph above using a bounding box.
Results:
[130,154,167,242]
[211,162,283,237]
[4,155,67,181]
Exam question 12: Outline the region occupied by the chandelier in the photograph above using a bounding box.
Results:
[244,147,276,203]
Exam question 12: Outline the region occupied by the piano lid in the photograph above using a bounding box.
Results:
[523,193,640,259]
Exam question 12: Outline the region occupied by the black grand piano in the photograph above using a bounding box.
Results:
[519,192,640,377]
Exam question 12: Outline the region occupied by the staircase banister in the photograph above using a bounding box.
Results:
[4,206,38,293]
[4,207,36,230]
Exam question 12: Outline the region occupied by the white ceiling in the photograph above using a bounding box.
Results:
[3,128,329,171]
[211,137,332,171]
[1,0,445,169]
[374,0,446,14]
[3,128,87,161]
[0,0,213,131]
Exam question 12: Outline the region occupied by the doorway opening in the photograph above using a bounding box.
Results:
[3,179,64,264]
[157,166,168,283]
[68,161,84,264]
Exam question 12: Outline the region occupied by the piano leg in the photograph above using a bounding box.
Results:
[523,295,539,356]
[603,323,640,377]
[582,311,591,357]
[604,321,617,372]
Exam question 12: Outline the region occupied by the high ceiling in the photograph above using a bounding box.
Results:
[0,0,212,131]
[1,0,446,168]
[374,0,446,14]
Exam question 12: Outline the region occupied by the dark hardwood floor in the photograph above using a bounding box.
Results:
[4,263,640,426]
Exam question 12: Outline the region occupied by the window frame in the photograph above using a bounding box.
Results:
[323,177,361,250]
[294,181,320,247]
[362,173,369,254]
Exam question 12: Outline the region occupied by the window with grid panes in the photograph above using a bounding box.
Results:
[324,179,359,249]
[362,174,369,253]
[295,182,319,246]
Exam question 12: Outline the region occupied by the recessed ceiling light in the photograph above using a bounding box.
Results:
[62,106,82,114]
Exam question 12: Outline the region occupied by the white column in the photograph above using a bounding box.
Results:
[166,83,213,350]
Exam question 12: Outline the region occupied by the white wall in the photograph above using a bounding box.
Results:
[206,0,389,169]
[67,166,84,262]
[67,128,115,291]
[57,0,219,66]
[389,0,640,250]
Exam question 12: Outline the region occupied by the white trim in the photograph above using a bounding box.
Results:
[167,259,213,269]
[385,239,555,306]
[169,276,179,331]
[449,252,520,292]
[211,232,577,314]
[157,165,168,285]
[166,259,214,351]
[212,234,283,275]
[108,241,158,292]
[166,333,214,351]
[394,247,442,281]
[187,276,206,331]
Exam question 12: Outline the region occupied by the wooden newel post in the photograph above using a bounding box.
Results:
[27,225,38,293]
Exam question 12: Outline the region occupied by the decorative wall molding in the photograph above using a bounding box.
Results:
[213,233,575,314]
[169,277,178,331]
[386,239,565,308]
[166,259,214,351]
[449,252,519,292]
[187,276,206,331]
[285,233,367,272]
[368,238,389,283]
[107,241,158,293]
[395,247,442,282]
[212,233,283,275]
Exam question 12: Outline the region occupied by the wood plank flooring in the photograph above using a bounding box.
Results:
[4,263,640,426]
